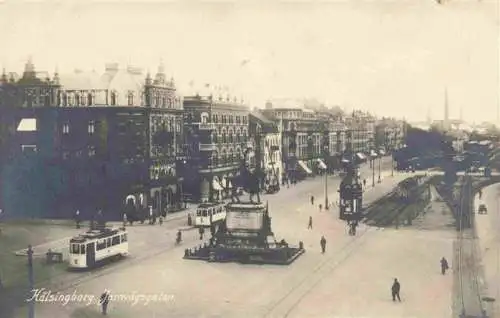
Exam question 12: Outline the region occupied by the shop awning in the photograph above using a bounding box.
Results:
[370,150,378,157]
[298,160,313,174]
[212,179,222,191]
[316,158,327,169]
[356,153,366,160]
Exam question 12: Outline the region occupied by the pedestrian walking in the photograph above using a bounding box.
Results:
[320,236,326,254]
[311,195,315,206]
[199,226,205,240]
[308,216,313,229]
[363,179,366,188]
[159,215,163,226]
[99,289,110,315]
[122,213,127,228]
[319,204,322,212]
[391,278,401,302]
[440,257,449,275]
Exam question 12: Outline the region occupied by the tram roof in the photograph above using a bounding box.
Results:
[226,202,266,210]
[197,202,225,208]
[70,228,126,243]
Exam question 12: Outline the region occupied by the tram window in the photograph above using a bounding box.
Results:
[96,240,106,250]
[196,210,202,217]
[112,236,120,246]
[71,244,80,254]
[106,238,111,247]
[202,209,208,217]
[121,234,128,242]
[80,244,85,254]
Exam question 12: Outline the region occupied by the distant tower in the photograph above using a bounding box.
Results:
[444,87,450,130]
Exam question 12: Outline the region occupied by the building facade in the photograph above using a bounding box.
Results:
[375,118,406,153]
[182,94,249,202]
[249,111,283,189]
[261,100,329,183]
[0,60,184,220]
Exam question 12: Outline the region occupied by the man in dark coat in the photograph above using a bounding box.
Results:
[320,236,326,254]
[440,257,449,275]
[308,216,313,229]
[391,278,401,302]
[100,289,110,315]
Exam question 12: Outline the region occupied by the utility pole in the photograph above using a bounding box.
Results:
[391,148,394,177]
[372,156,375,187]
[378,155,382,183]
[27,245,34,318]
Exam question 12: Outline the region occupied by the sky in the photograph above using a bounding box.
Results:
[0,0,498,122]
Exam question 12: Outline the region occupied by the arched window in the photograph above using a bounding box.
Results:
[228,149,233,163]
[128,92,134,106]
[211,132,218,143]
[222,129,227,144]
[236,128,241,142]
[63,93,68,106]
[75,93,80,106]
[221,150,227,164]
[87,93,93,106]
[228,129,234,143]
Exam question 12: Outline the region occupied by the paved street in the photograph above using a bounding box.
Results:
[474,184,500,317]
[12,158,454,318]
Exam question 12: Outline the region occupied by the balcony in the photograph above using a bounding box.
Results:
[198,122,215,130]
[199,143,217,152]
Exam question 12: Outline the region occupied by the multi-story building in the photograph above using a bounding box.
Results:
[261,100,329,183]
[0,60,184,219]
[375,118,406,153]
[182,93,249,202]
[249,110,283,189]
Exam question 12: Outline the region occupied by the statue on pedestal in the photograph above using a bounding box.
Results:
[228,147,264,204]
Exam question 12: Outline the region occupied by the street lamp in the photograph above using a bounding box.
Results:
[372,154,376,187]
[378,154,382,183]
[324,145,329,210]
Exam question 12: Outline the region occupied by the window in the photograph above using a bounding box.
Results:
[88,121,95,135]
[110,92,117,106]
[96,240,106,250]
[106,238,111,247]
[88,146,96,157]
[80,244,86,254]
[68,95,73,106]
[81,93,87,106]
[87,93,93,106]
[70,244,80,254]
[121,234,128,242]
[128,92,134,106]
[75,94,80,105]
[63,94,68,106]
[202,209,208,217]
[112,236,120,246]
[62,123,70,134]
[162,97,166,107]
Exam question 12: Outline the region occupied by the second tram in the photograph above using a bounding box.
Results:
[195,202,226,228]
[68,227,128,269]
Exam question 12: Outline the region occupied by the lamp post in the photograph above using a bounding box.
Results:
[27,244,34,318]
[324,145,329,210]
[372,154,376,187]
[391,147,394,177]
[378,154,381,183]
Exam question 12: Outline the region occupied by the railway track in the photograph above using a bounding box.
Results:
[263,224,374,318]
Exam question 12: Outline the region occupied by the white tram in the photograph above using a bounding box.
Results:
[68,227,128,269]
[195,202,226,228]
